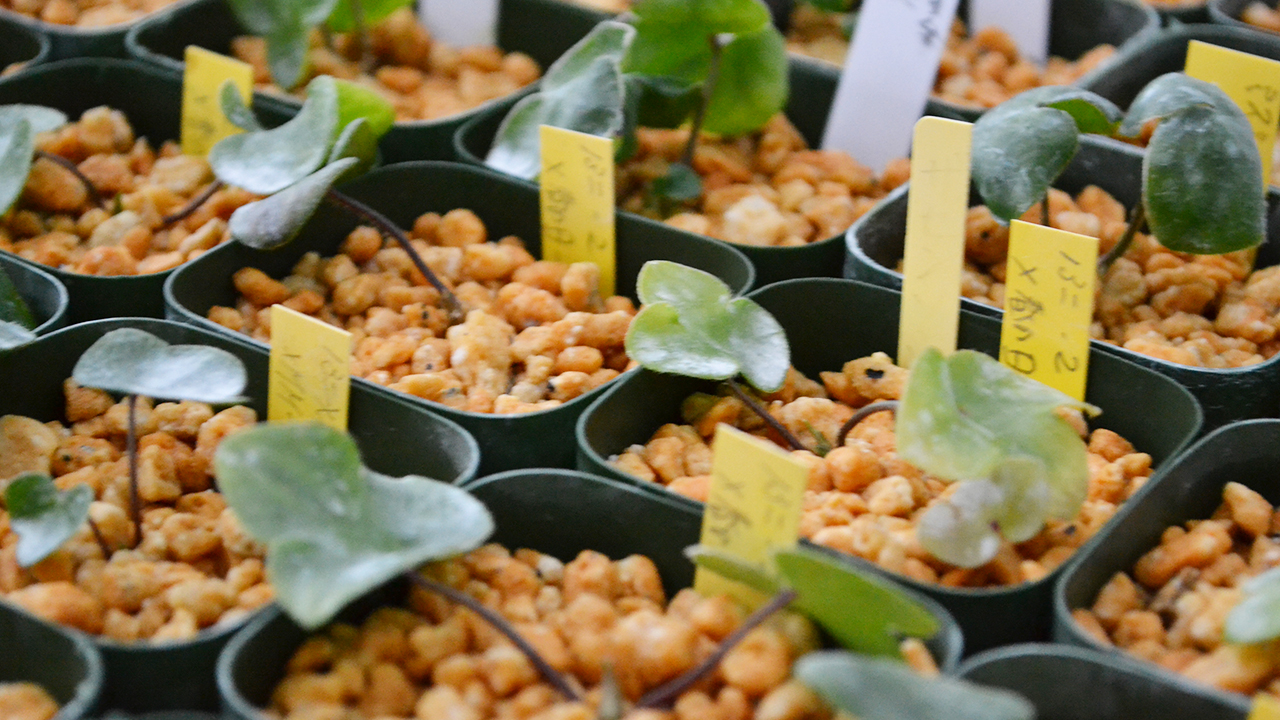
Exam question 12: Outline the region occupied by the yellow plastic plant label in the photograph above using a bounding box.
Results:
[898,116,973,368]
[539,125,616,296]
[1185,39,1280,186]
[181,45,254,157]
[998,220,1099,400]
[268,305,352,430]
[1251,694,1280,720]
[694,424,808,608]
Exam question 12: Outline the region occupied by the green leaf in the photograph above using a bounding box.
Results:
[916,480,1006,568]
[623,20,713,83]
[227,0,338,89]
[0,104,68,135]
[220,80,263,132]
[213,423,495,629]
[703,25,788,136]
[972,105,1079,222]
[803,0,853,11]
[326,0,412,32]
[1144,104,1265,255]
[628,74,700,129]
[210,76,340,194]
[1226,567,1280,644]
[1043,92,1122,136]
[631,0,771,34]
[5,474,93,568]
[686,545,784,595]
[989,456,1053,543]
[1117,72,1233,139]
[71,328,248,404]
[0,265,35,329]
[333,78,396,141]
[327,120,377,180]
[0,118,34,216]
[626,261,789,391]
[229,157,358,250]
[486,22,635,180]
[775,546,940,656]
[796,651,1036,720]
[0,320,36,351]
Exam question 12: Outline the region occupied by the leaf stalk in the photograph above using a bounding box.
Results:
[126,394,141,549]
[34,150,104,208]
[1097,201,1145,276]
[835,401,898,447]
[680,35,724,168]
[726,379,805,452]
[161,180,224,227]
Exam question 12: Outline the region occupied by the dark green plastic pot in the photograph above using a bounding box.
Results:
[0,58,294,325]
[1212,0,1280,36]
[216,469,964,720]
[847,134,1280,432]
[0,13,49,70]
[164,161,753,475]
[1151,2,1212,23]
[1054,418,1280,715]
[125,0,602,164]
[576,277,1202,653]
[1,253,70,335]
[957,644,1246,719]
[0,602,103,720]
[454,61,968,289]
[0,318,479,713]
[0,0,209,60]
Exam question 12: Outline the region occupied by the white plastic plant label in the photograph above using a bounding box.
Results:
[419,0,499,48]
[821,0,962,172]
[970,0,1051,65]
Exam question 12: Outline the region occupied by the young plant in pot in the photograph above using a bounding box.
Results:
[211,419,1036,720]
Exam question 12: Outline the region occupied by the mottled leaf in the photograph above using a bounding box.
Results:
[229,157,358,250]
[915,479,1005,568]
[72,328,248,404]
[214,423,495,629]
[972,105,1079,222]
[1117,72,1233,138]
[5,473,93,568]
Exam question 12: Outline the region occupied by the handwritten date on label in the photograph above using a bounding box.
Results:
[998,220,1098,401]
[539,125,616,297]
[181,46,254,157]
[695,425,809,608]
[269,305,353,430]
[1185,40,1280,186]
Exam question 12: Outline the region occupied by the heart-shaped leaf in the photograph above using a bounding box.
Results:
[72,328,248,404]
[0,118,35,216]
[0,320,36,351]
[6,473,93,568]
[972,105,1079,222]
[487,22,635,180]
[702,24,788,136]
[333,78,396,141]
[796,651,1036,720]
[916,479,1006,568]
[775,546,940,656]
[1117,72,1233,138]
[210,75,339,194]
[229,157,358,250]
[326,0,412,32]
[220,81,263,132]
[626,261,789,391]
[0,265,35,329]
[1226,566,1280,644]
[213,423,495,629]
[632,0,772,34]
[1144,103,1264,255]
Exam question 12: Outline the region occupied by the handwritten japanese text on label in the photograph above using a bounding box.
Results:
[181,46,253,157]
[269,305,352,430]
[539,125,616,296]
[1185,40,1280,187]
[998,220,1098,400]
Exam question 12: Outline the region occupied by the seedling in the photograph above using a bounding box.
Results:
[1223,559,1280,645]
[214,420,1026,719]
[0,264,37,351]
[486,0,789,208]
[0,105,106,217]
[226,0,414,90]
[970,76,1266,274]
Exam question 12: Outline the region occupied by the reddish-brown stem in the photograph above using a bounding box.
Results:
[726,380,805,452]
[405,572,584,703]
[325,190,464,323]
[348,0,374,75]
[835,400,898,447]
[162,180,223,226]
[34,150,103,207]
[635,589,798,709]
[680,35,723,168]
[86,517,111,560]
[126,394,140,548]
[1097,202,1145,276]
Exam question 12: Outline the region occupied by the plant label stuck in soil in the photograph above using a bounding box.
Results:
[898,116,973,368]
[268,304,353,431]
[419,0,499,49]
[1252,695,1280,720]
[969,0,1051,65]
[181,46,254,157]
[1184,40,1280,186]
[998,220,1099,401]
[539,125,617,297]
[821,0,961,171]
[695,424,808,609]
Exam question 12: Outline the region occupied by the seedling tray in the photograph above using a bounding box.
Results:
[576,277,1201,652]
[0,0,210,60]
[216,469,964,720]
[164,161,753,475]
[0,317,479,713]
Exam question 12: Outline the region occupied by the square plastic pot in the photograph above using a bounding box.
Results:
[1148,2,1211,23]
[216,468,964,720]
[576,277,1202,653]
[1054,418,1280,715]
[454,60,969,290]
[0,601,102,720]
[0,13,49,70]
[163,160,754,475]
[125,0,603,164]
[1212,0,1280,36]
[956,644,1246,719]
[1,253,70,335]
[0,0,210,60]
[846,134,1280,432]
[0,317,479,713]
[0,58,294,325]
